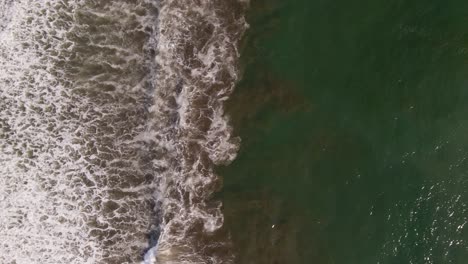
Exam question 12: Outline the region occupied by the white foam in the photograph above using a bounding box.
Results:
[1,0,248,262]
[0,1,98,262]
[1,0,160,263]
[143,0,248,263]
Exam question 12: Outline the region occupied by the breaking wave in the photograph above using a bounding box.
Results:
[0,0,247,263]
[144,0,248,263]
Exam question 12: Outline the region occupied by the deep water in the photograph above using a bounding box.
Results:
[221,0,468,263]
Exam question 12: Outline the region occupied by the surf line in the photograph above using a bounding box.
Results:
[143,0,249,263]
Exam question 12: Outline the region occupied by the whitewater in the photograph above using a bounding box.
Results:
[0,0,248,263]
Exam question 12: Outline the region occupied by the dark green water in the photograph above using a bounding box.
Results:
[220,0,468,263]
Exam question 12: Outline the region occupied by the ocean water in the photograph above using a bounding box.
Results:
[3,0,468,263]
[222,0,468,263]
[0,0,247,263]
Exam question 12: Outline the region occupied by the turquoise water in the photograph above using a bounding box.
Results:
[221,0,468,263]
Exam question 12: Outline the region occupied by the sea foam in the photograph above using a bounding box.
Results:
[143,0,248,263]
[0,0,247,263]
